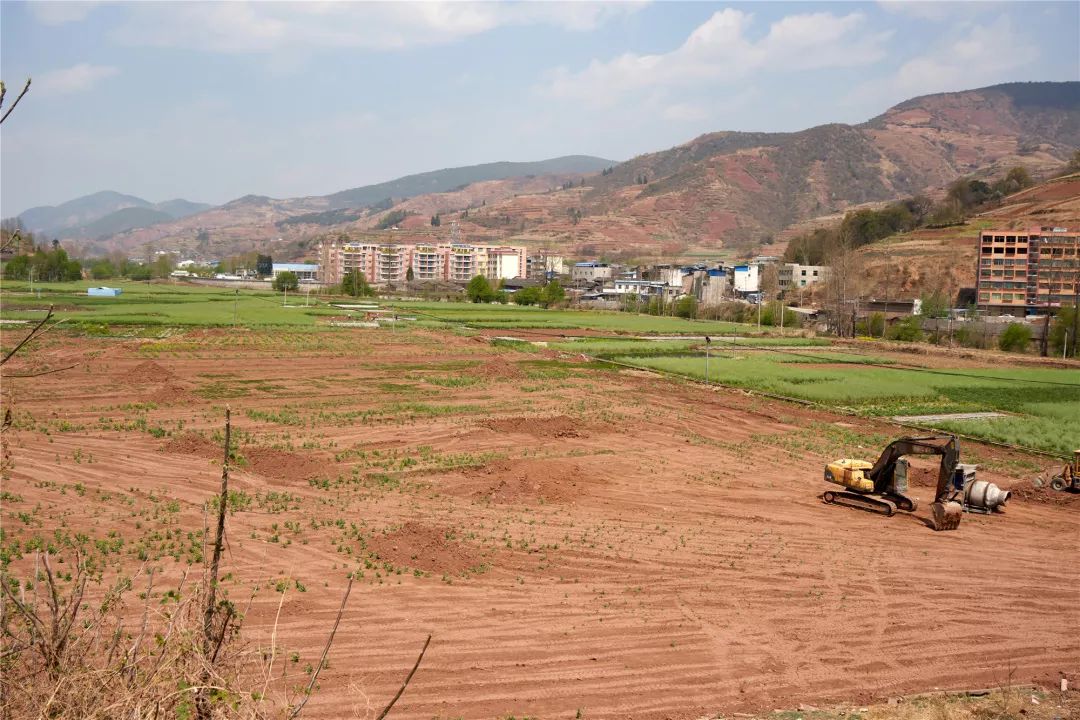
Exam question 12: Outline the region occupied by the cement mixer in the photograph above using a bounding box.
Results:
[955,463,1011,514]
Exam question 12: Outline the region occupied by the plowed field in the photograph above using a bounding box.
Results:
[2,327,1076,719]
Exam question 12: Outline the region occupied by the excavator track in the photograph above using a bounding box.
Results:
[822,490,897,517]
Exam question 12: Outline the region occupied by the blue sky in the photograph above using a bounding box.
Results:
[2,1,1077,216]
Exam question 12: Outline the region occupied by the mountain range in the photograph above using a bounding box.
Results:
[16,191,213,240]
[13,81,1079,261]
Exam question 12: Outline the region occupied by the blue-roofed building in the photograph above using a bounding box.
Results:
[87,287,122,297]
[271,263,319,282]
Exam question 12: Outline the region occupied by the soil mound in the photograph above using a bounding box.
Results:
[162,432,220,459]
[477,357,525,380]
[146,382,196,405]
[463,458,596,503]
[481,415,586,439]
[366,521,480,574]
[128,360,175,384]
[1008,480,1080,506]
[243,447,325,482]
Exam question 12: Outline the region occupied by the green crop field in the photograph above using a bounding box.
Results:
[0,280,339,327]
[613,349,1080,456]
[548,336,831,358]
[386,300,755,335]
[4,284,768,336]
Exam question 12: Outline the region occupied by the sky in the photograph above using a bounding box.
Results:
[1,1,1077,217]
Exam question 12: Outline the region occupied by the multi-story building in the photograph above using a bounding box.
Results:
[318,239,526,286]
[571,262,614,284]
[527,255,565,280]
[732,264,759,295]
[779,263,829,290]
[975,227,1080,314]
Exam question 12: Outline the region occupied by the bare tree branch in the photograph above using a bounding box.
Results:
[287,575,353,720]
[3,363,79,378]
[1,306,54,366]
[196,405,231,720]
[375,633,432,720]
[0,77,31,125]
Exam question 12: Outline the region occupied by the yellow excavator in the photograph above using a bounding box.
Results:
[823,435,1009,531]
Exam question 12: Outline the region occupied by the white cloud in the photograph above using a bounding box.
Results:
[844,12,1040,111]
[110,1,645,53]
[541,9,891,106]
[37,63,118,96]
[877,1,1007,23]
[27,1,100,25]
[662,103,708,122]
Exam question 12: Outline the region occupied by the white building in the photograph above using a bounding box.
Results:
[733,264,760,294]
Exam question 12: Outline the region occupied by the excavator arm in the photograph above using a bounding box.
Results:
[868,435,959,503]
[867,435,963,530]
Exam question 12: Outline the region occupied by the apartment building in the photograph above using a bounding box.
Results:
[318,239,526,286]
[976,227,1080,314]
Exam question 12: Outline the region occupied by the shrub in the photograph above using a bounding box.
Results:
[998,323,1032,353]
[272,271,299,292]
[1048,306,1079,357]
[540,280,565,308]
[513,287,542,306]
[466,275,495,303]
[886,316,924,342]
[674,296,697,319]
[341,270,374,297]
[90,260,117,280]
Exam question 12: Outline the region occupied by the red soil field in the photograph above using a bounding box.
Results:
[2,328,1076,719]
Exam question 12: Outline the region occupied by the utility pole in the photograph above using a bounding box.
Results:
[704,335,711,385]
[233,289,238,326]
[1041,302,1050,357]
[1072,288,1079,359]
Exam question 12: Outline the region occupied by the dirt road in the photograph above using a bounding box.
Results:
[3,328,1076,719]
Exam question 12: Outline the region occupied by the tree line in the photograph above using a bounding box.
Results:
[784,166,1036,266]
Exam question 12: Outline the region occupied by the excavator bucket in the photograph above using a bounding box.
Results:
[931,501,962,531]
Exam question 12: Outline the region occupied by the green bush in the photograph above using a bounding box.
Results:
[998,323,1032,353]
[541,280,565,308]
[341,270,375,297]
[513,287,541,306]
[1049,307,1078,358]
[272,271,299,292]
[674,296,697,319]
[466,275,495,303]
[90,260,117,280]
[886,316,924,342]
